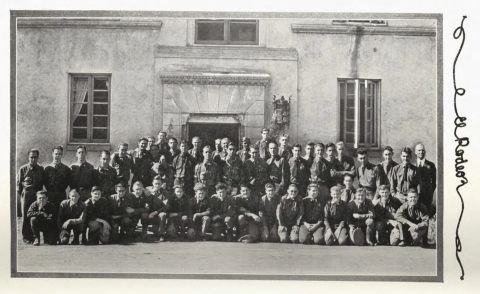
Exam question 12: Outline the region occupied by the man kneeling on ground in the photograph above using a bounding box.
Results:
[27,190,57,246]
[235,184,261,243]
[108,183,135,244]
[374,185,404,246]
[324,186,348,245]
[187,183,211,241]
[258,183,280,243]
[210,183,236,242]
[277,184,304,243]
[395,188,430,247]
[84,186,111,245]
[299,183,326,245]
[347,188,375,246]
[58,189,86,245]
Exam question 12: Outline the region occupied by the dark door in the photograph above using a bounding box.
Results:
[187,123,240,149]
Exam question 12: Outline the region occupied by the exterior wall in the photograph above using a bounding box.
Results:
[16,18,437,169]
[265,19,437,163]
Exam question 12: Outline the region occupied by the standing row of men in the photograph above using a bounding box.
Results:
[17,128,436,245]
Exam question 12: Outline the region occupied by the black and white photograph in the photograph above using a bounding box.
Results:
[4,0,480,292]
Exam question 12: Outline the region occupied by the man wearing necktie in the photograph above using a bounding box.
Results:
[324,186,348,245]
[255,128,274,160]
[172,140,196,197]
[130,137,154,191]
[278,134,292,160]
[389,147,421,204]
[188,136,204,165]
[244,146,269,199]
[194,146,220,197]
[415,143,437,215]
[70,145,95,202]
[356,148,381,203]
[17,149,45,209]
[377,146,398,187]
[236,137,252,163]
[220,143,245,196]
[276,184,304,243]
[108,183,136,244]
[266,142,289,196]
[44,146,71,209]
[288,144,309,198]
[340,174,356,203]
[395,189,429,247]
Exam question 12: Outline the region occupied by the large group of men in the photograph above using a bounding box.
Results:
[17,128,437,248]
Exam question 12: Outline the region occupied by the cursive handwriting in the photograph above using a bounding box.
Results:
[453,15,467,281]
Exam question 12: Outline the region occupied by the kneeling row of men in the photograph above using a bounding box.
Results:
[25,173,429,247]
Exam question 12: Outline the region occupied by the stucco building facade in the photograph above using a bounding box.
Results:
[16,17,437,167]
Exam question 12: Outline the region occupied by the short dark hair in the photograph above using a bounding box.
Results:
[36,190,47,197]
[158,131,167,136]
[100,150,111,157]
[401,147,413,156]
[356,148,367,156]
[325,142,336,150]
[169,137,178,143]
[239,183,251,190]
[383,146,393,153]
[203,145,212,151]
[261,128,270,133]
[76,145,87,152]
[343,173,354,181]
[407,188,418,195]
[152,175,162,182]
[52,146,63,152]
[138,137,148,143]
[268,141,278,148]
[179,140,188,146]
[27,149,40,156]
[292,143,302,151]
[215,183,227,191]
[118,142,128,149]
[306,141,315,147]
[378,185,390,191]
[315,143,325,149]
[115,183,126,189]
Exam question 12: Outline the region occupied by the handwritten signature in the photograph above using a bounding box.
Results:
[453,15,467,281]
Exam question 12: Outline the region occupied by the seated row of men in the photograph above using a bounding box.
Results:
[25,172,430,247]
[17,129,436,245]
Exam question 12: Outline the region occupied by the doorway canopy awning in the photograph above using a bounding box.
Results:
[187,115,240,124]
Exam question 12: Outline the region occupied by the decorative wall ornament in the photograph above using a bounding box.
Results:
[269,95,292,139]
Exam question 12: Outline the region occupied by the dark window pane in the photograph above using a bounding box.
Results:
[347,108,355,120]
[94,91,108,103]
[230,21,257,42]
[72,103,88,115]
[347,97,354,107]
[94,78,109,90]
[346,133,354,143]
[197,21,225,41]
[73,115,88,127]
[93,104,108,115]
[347,82,355,95]
[93,129,108,140]
[93,116,108,128]
[72,128,87,139]
[346,120,354,132]
[360,95,365,143]
[367,109,372,121]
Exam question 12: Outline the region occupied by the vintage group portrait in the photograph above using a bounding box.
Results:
[10,10,443,283]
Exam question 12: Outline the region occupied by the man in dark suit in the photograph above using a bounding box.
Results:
[415,143,437,215]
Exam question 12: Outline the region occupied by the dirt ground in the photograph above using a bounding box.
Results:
[14,217,437,277]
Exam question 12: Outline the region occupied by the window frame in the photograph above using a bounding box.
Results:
[68,73,111,144]
[338,78,381,150]
[194,19,259,45]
